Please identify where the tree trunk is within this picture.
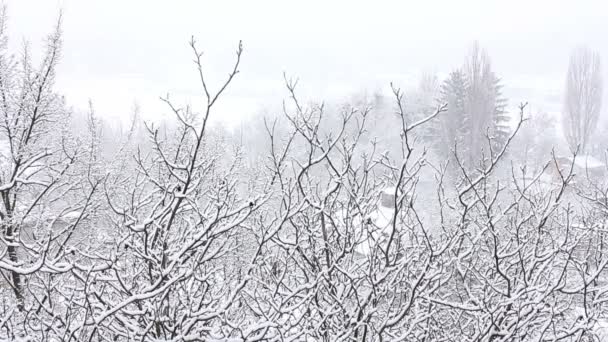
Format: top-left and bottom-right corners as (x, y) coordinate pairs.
(4, 223), (25, 311)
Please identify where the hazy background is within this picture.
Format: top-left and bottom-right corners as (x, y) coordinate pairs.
(7, 0), (608, 127)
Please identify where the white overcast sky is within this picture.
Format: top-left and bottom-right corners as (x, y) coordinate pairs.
(6, 0), (608, 127)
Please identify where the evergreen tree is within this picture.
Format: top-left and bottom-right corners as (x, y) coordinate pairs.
(436, 69), (468, 163)
(435, 43), (508, 171)
(490, 77), (509, 153)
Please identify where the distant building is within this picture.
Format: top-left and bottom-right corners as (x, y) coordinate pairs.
(0, 212), (85, 260)
(545, 154), (606, 185)
(351, 186), (407, 257)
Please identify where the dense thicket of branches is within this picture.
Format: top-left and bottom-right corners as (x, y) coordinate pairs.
(2, 13), (608, 342)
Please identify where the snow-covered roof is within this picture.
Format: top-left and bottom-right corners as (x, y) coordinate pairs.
(62, 211), (83, 221)
(381, 186), (399, 195)
(333, 203), (396, 257)
(568, 155), (606, 170)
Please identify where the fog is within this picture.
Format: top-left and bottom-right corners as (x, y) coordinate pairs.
(8, 0), (608, 125)
(3, 1), (608, 340)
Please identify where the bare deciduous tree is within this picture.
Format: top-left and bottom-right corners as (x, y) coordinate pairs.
(4, 8), (608, 341)
(562, 46), (603, 154)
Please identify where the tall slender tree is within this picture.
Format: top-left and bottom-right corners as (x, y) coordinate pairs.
(562, 46), (603, 154)
(463, 42), (508, 165)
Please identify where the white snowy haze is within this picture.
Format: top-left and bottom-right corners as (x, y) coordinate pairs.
(6, 1), (608, 341)
(7, 0), (608, 126)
